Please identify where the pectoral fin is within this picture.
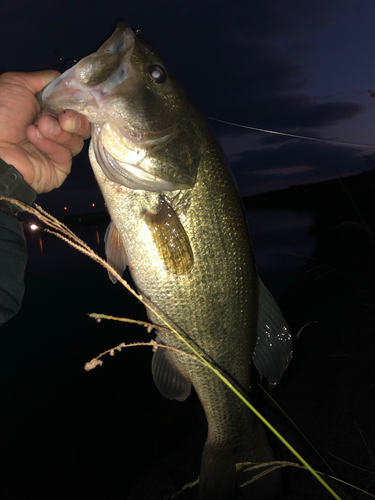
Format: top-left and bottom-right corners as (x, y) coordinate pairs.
(104, 221), (128, 283)
(252, 277), (293, 386)
(151, 338), (191, 401)
(144, 196), (194, 276)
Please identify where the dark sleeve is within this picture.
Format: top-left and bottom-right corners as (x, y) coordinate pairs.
(0, 202), (28, 327)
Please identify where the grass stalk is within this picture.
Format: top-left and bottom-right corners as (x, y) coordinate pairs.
(3, 197), (350, 499)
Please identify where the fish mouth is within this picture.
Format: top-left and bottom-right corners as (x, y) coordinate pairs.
(37, 21), (136, 117)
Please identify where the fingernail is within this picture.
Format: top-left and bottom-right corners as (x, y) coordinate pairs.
(62, 111), (79, 133)
(49, 120), (61, 135)
(36, 127), (43, 139)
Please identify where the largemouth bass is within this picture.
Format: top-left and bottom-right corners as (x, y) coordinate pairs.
(38, 21), (292, 500)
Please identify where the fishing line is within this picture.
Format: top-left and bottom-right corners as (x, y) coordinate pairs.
(53, 51), (77, 72)
(209, 117), (375, 150)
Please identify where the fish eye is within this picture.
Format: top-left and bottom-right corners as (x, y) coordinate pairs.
(147, 65), (166, 84)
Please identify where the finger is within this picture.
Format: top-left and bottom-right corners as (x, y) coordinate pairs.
(27, 70), (61, 93)
(32, 114), (85, 158)
(27, 123), (73, 168)
(0, 70), (61, 94)
(59, 110), (91, 139)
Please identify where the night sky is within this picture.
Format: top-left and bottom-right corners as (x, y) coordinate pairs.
(2, 4), (375, 498)
(1, 0), (375, 215)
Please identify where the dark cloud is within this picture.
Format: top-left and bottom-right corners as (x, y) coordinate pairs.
(225, 95), (364, 131)
(0, 0), (373, 211)
(245, 141), (360, 170)
(229, 140), (365, 196)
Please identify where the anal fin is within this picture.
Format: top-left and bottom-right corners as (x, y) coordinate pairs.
(151, 339), (191, 401)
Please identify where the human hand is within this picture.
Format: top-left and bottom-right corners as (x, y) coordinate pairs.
(0, 71), (91, 194)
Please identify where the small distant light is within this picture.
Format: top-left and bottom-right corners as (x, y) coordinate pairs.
(63, 207), (67, 211)
(91, 203), (95, 207)
(30, 224), (38, 231)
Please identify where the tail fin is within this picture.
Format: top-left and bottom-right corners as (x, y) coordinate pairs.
(235, 436), (283, 500)
(199, 424), (282, 500)
(199, 443), (236, 500)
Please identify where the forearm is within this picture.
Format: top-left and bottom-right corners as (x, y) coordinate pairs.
(0, 70), (90, 326)
(0, 202), (27, 326)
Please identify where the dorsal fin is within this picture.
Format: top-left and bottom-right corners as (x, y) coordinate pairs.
(252, 277), (293, 386)
(104, 221), (128, 283)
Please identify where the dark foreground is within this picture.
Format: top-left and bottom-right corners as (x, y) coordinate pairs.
(1, 171), (375, 500)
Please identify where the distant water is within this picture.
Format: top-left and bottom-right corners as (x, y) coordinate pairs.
(24, 209), (316, 298)
(0, 208), (318, 500)
(23, 222), (107, 278)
